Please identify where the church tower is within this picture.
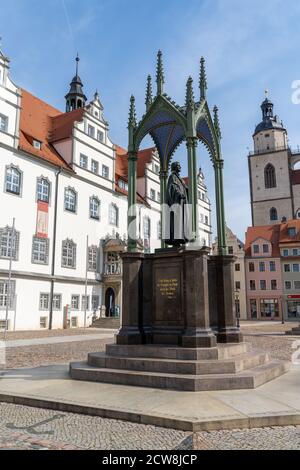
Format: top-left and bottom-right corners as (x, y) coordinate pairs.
(248, 94), (294, 226)
(65, 54), (87, 112)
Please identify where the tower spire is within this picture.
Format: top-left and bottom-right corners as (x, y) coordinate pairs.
(75, 53), (80, 76)
(199, 57), (207, 100)
(156, 50), (165, 95)
(185, 76), (195, 109)
(213, 105), (221, 140)
(145, 75), (153, 110)
(128, 95), (137, 129)
(65, 54), (87, 112)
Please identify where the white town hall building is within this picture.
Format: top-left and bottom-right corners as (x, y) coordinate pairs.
(0, 47), (212, 331)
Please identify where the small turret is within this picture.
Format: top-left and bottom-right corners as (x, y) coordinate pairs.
(65, 54), (87, 112)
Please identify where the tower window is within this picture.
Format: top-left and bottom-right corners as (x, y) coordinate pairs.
(270, 207), (278, 221)
(264, 163), (276, 189)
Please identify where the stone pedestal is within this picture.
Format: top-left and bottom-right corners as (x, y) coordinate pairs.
(286, 324), (300, 335)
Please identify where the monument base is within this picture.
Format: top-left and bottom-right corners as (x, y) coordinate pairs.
(70, 342), (289, 391)
(286, 324), (300, 336)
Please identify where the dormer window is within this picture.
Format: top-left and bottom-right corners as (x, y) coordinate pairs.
(97, 130), (104, 142)
(33, 140), (42, 150)
(288, 227), (296, 237)
(118, 179), (128, 191)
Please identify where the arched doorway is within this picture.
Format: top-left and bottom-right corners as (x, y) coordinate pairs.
(105, 287), (115, 317)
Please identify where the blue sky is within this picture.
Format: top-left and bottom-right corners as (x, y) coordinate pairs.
(2, 0), (300, 240)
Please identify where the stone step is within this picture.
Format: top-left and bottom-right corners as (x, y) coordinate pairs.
(87, 351), (269, 375)
(106, 342), (249, 361)
(92, 318), (120, 329)
(70, 359), (289, 392)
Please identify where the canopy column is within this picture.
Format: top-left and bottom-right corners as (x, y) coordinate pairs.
(127, 151), (138, 252)
(214, 159), (227, 255)
(187, 137), (199, 244)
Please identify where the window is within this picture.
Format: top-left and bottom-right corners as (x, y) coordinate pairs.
(33, 140), (42, 150)
(32, 237), (49, 264)
(71, 295), (80, 310)
(0, 280), (15, 309)
(271, 279), (277, 290)
(264, 163), (276, 188)
(157, 192), (161, 203)
(102, 165), (109, 179)
(263, 244), (269, 253)
(0, 113), (8, 132)
(293, 264), (300, 272)
(260, 280), (266, 290)
(92, 295), (100, 310)
(157, 221), (161, 240)
(288, 227), (296, 237)
(235, 263), (240, 272)
(97, 130), (104, 142)
(71, 317), (78, 328)
(0, 226), (19, 260)
(249, 262), (255, 272)
(250, 299), (257, 319)
(109, 204), (118, 226)
(269, 261), (276, 272)
(284, 264), (291, 272)
(79, 154), (88, 169)
(52, 294), (62, 310)
(295, 281), (300, 290)
(253, 244), (259, 254)
(39, 293), (49, 310)
(89, 196), (100, 220)
(61, 239), (76, 268)
(118, 179), (128, 191)
(260, 299), (279, 318)
(259, 262), (265, 272)
(235, 281), (241, 290)
(64, 188), (77, 212)
(143, 217), (151, 240)
(40, 317), (48, 329)
(82, 295), (90, 311)
(250, 280), (256, 291)
(88, 245), (98, 271)
(37, 177), (50, 203)
(91, 160), (99, 174)
(205, 215), (209, 225)
(283, 249), (289, 257)
(270, 207), (278, 221)
(150, 189), (156, 200)
(293, 249), (298, 256)
(5, 165), (21, 195)
(228, 246), (233, 254)
(105, 252), (121, 275)
(285, 281), (292, 290)
(88, 125), (95, 138)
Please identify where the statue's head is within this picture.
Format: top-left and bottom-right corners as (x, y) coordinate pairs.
(171, 161), (181, 174)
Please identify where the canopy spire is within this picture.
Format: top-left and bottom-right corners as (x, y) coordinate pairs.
(213, 105), (221, 140)
(185, 76), (195, 109)
(156, 50), (165, 95)
(145, 75), (153, 110)
(128, 95), (137, 129)
(199, 57), (207, 100)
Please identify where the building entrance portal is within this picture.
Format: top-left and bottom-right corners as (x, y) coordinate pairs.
(105, 287), (115, 317)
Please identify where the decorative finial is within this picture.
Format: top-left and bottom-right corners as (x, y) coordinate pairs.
(213, 105), (221, 140)
(200, 57), (207, 100)
(145, 75), (153, 110)
(156, 50), (165, 95)
(265, 89), (269, 98)
(75, 53), (80, 75)
(185, 76), (195, 109)
(128, 95), (137, 129)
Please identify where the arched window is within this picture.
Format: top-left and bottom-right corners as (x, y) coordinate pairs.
(270, 207), (278, 221)
(109, 204), (118, 226)
(5, 165), (22, 195)
(264, 164), (276, 189)
(89, 196), (100, 220)
(64, 187), (77, 212)
(37, 177), (50, 203)
(61, 239), (76, 268)
(296, 208), (300, 220)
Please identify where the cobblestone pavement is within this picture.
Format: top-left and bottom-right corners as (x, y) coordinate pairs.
(244, 334), (295, 361)
(3, 327), (104, 341)
(194, 426), (300, 450)
(0, 403), (188, 450)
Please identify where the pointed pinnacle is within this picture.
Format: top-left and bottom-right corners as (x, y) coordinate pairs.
(185, 76), (195, 109)
(156, 50), (165, 95)
(200, 57), (207, 100)
(145, 75), (153, 110)
(213, 105), (221, 140)
(128, 95), (137, 129)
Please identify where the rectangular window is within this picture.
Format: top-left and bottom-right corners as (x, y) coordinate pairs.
(40, 316), (48, 329)
(271, 279), (277, 290)
(285, 281), (292, 290)
(97, 130), (104, 142)
(5, 166), (21, 195)
(250, 299), (257, 319)
(92, 295), (100, 310)
(82, 295), (90, 311)
(150, 189), (156, 200)
(250, 280), (256, 291)
(52, 294), (62, 310)
(79, 154), (88, 169)
(283, 249), (289, 257)
(0, 227), (19, 260)
(143, 218), (151, 240)
(33, 140), (42, 150)
(284, 264), (291, 272)
(102, 165), (109, 179)
(37, 178), (50, 203)
(253, 245), (259, 254)
(205, 215), (209, 225)
(260, 299), (279, 318)
(88, 125), (95, 138)
(293, 264), (299, 272)
(269, 261), (276, 272)
(249, 262), (255, 272)
(228, 246), (233, 254)
(235, 263), (240, 272)
(292, 248), (298, 256)
(71, 295), (79, 310)
(62, 240), (76, 268)
(0, 281), (16, 309)
(259, 262), (265, 272)
(91, 160), (99, 174)
(260, 280), (266, 290)
(0, 114), (8, 132)
(295, 281), (300, 290)
(39, 293), (49, 310)
(64, 188), (77, 213)
(88, 246), (98, 271)
(263, 244), (269, 253)
(288, 227), (296, 237)
(235, 281), (241, 290)
(71, 317), (78, 328)
(32, 237), (49, 265)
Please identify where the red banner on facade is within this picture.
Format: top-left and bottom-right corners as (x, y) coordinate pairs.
(36, 201), (48, 238)
(287, 295), (300, 299)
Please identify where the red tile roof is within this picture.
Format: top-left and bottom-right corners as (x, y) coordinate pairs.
(279, 220), (300, 244)
(50, 108), (84, 142)
(291, 169), (300, 185)
(245, 224), (281, 257)
(19, 89), (72, 171)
